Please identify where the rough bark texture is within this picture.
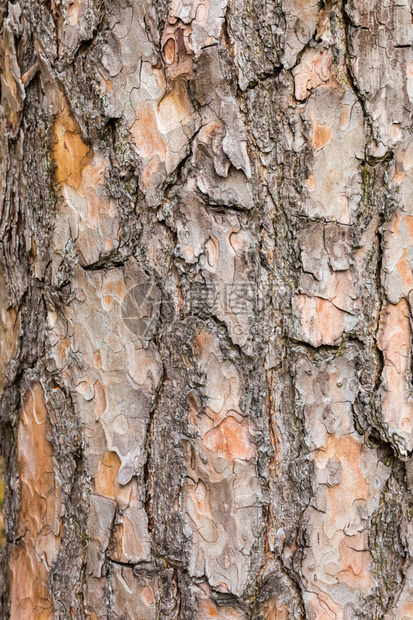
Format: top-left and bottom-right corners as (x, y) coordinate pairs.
(0, 0), (412, 618)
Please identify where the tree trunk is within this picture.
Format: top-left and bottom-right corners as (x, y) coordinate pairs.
(0, 0), (412, 618)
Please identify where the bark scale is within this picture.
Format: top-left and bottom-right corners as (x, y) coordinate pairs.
(0, 0), (412, 618)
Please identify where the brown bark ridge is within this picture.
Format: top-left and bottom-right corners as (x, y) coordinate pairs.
(0, 0), (412, 618)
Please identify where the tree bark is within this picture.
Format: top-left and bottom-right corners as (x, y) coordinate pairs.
(0, 0), (412, 618)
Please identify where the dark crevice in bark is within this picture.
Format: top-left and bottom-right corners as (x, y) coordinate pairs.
(71, 6), (107, 65)
(142, 333), (166, 548)
(237, 68), (283, 93)
(370, 460), (409, 617)
(80, 257), (129, 272)
(286, 334), (365, 355)
(342, 0), (378, 147)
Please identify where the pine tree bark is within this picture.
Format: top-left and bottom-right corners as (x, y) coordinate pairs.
(0, 0), (412, 618)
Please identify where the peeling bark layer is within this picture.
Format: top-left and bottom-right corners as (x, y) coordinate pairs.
(1, 0), (413, 618)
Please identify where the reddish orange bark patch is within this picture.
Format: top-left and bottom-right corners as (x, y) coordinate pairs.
(67, 0), (80, 25)
(163, 38), (176, 65)
(53, 104), (91, 188)
(317, 435), (368, 517)
(141, 586), (155, 606)
(306, 591), (342, 620)
(203, 417), (254, 461)
(260, 597), (290, 620)
(130, 103), (166, 163)
(293, 49), (335, 101)
(93, 381), (107, 417)
(315, 434), (374, 594)
(197, 597), (245, 619)
(9, 383), (61, 620)
(157, 80), (194, 133)
(161, 21), (193, 79)
(337, 532), (371, 590)
(296, 295), (350, 346)
(94, 451), (131, 506)
(378, 300), (413, 443)
(313, 122), (332, 150)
